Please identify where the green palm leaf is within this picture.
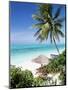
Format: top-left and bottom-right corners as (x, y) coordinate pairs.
(56, 29), (64, 37)
(32, 23), (45, 29)
(34, 29), (41, 36)
(55, 22), (62, 28)
(53, 7), (62, 20)
(32, 14), (44, 22)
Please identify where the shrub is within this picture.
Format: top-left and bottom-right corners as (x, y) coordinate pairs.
(10, 66), (33, 88)
(59, 69), (66, 85)
(33, 77), (46, 87)
(37, 50), (66, 74)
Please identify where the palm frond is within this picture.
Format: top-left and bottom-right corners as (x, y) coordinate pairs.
(39, 4), (50, 14)
(34, 29), (41, 36)
(32, 23), (45, 29)
(48, 5), (53, 17)
(53, 7), (62, 20)
(39, 4), (52, 19)
(57, 29), (64, 37)
(36, 28), (50, 42)
(36, 34), (45, 42)
(36, 34), (41, 40)
(32, 14), (44, 22)
(43, 29), (50, 40)
(55, 17), (65, 23)
(55, 22), (62, 28)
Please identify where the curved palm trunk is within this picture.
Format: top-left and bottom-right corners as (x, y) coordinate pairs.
(53, 37), (60, 55)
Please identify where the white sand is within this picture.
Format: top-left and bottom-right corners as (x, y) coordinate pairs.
(13, 49), (64, 77)
(14, 53), (51, 76)
(16, 60), (41, 77)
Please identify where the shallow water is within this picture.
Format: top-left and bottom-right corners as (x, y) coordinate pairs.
(10, 44), (65, 65)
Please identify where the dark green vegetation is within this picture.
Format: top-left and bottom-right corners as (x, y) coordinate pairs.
(10, 66), (33, 88)
(37, 51), (66, 85)
(32, 4), (65, 54)
(10, 51), (66, 88)
(37, 51), (65, 74)
(33, 76), (46, 87)
(59, 69), (66, 85)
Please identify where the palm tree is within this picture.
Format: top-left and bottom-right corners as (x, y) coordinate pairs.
(32, 4), (65, 54)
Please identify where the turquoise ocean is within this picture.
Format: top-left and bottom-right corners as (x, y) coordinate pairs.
(10, 44), (65, 65)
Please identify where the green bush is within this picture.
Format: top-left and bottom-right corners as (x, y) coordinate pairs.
(17, 70), (34, 88)
(37, 50), (66, 74)
(10, 66), (33, 88)
(59, 69), (66, 85)
(33, 77), (46, 87)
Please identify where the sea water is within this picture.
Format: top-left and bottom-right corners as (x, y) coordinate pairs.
(10, 44), (65, 65)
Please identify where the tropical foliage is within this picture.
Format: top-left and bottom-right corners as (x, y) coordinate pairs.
(33, 77), (45, 87)
(32, 4), (65, 54)
(37, 51), (66, 85)
(10, 66), (33, 88)
(59, 70), (66, 85)
(37, 51), (65, 73)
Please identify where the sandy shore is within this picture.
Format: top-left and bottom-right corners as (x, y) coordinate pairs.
(16, 60), (41, 77)
(14, 53), (51, 76)
(12, 49), (64, 77)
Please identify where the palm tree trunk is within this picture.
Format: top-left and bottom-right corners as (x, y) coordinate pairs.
(53, 37), (60, 55)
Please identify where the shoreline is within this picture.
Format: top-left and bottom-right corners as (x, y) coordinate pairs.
(11, 49), (64, 76)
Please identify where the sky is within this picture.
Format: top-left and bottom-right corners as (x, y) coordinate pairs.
(10, 1), (66, 45)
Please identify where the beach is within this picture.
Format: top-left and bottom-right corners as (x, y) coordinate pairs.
(11, 44), (65, 76)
